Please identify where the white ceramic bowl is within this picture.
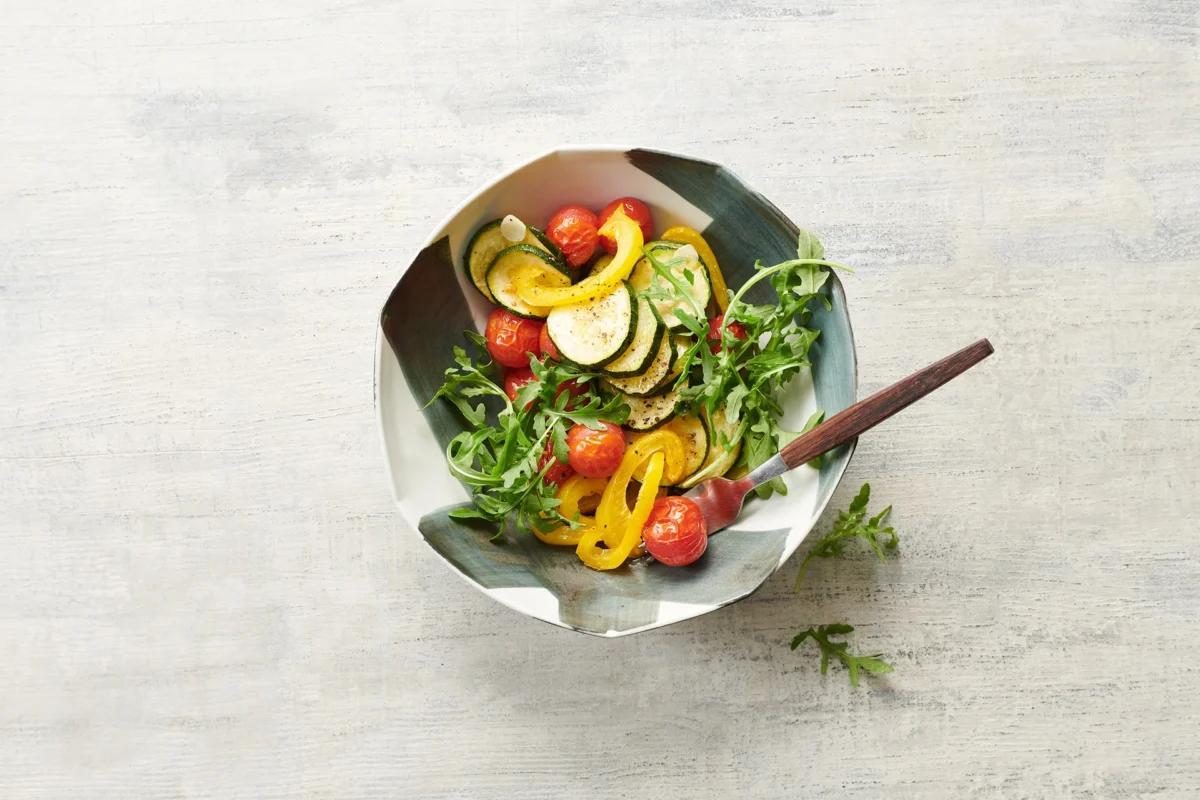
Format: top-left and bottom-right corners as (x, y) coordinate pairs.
(375, 146), (857, 636)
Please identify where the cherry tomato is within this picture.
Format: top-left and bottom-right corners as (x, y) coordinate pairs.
(641, 496), (708, 566)
(597, 197), (654, 254)
(545, 205), (600, 269)
(485, 308), (542, 368)
(539, 325), (561, 361)
(503, 367), (537, 405)
(706, 314), (748, 353)
(566, 421), (626, 478)
(538, 440), (574, 487)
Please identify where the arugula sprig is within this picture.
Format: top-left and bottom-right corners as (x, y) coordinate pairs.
(789, 624), (894, 687)
(794, 483), (898, 589)
(654, 231), (847, 498)
(427, 333), (626, 536)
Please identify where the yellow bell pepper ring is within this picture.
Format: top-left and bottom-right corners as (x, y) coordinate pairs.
(535, 475), (609, 546)
(660, 225), (730, 312)
(514, 208), (643, 308)
(576, 452), (664, 571)
(630, 428), (688, 485)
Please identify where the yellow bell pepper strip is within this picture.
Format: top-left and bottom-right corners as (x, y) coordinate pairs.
(514, 208), (643, 308)
(630, 428), (688, 485)
(661, 225), (729, 312)
(596, 430), (683, 547)
(534, 475), (608, 546)
(576, 452), (664, 571)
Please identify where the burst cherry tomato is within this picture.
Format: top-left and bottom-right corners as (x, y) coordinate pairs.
(485, 308), (542, 368)
(545, 205), (599, 269)
(539, 325), (561, 361)
(641, 496), (708, 566)
(566, 421), (626, 478)
(597, 197), (654, 253)
(538, 440), (574, 487)
(706, 314), (748, 353)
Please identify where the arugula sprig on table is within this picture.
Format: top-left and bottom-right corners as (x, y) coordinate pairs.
(794, 482), (898, 589)
(428, 332), (626, 536)
(790, 624), (894, 687)
(646, 231), (847, 498)
(790, 483), (900, 687)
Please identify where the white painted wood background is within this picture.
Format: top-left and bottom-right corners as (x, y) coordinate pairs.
(3, 1), (1198, 797)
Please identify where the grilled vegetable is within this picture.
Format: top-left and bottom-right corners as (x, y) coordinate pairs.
(545, 282), (636, 367)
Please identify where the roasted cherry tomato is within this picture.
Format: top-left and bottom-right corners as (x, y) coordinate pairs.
(641, 496), (708, 566)
(538, 440), (574, 487)
(545, 205), (600, 269)
(566, 421), (626, 478)
(485, 308), (543, 368)
(597, 197), (653, 254)
(539, 324), (561, 361)
(706, 313), (748, 353)
(503, 367), (537, 405)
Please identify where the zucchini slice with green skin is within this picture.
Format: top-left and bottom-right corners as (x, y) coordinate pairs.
(485, 244), (570, 318)
(586, 252), (614, 278)
(545, 282), (636, 368)
(528, 226), (566, 268)
(603, 297), (664, 377)
(464, 219), (564, 302)
(680, 408), (742, 487)
(629, 241), (712, 329)
(602, 331), (676, 397)
(621, 389), (682, 431)
(647, 334), (693, 395)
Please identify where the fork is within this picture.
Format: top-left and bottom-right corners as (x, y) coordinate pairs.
(684, 338), (995, 534)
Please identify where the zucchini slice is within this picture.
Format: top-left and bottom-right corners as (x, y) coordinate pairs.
(545, 282), (636, 367)
(647, 334), (692, 394)
(633, 415), (708, 486)
(680, 408), (742, 487)
(602, 332), (676, 397)
(464, 219), (564, 302)
(629, 241), (712, 329)
(528, 226), (566, 267)
(603, 297), (664, 377)
(586, 252), (614, 277)
(621, 390), (681, 431)
(486, 244), (570, 318)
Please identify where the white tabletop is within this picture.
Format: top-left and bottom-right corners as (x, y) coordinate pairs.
(3, 1), (1199, 797)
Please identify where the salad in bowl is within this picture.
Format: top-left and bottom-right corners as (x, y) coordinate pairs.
(376, 147), (856, 635)
(432, 194), (843, 571)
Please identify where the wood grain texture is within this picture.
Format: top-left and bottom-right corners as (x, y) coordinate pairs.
(2, 0), (1198, 797)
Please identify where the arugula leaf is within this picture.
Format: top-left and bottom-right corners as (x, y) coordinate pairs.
(794, 483), (898, 589)
(789, 624), (894, 687)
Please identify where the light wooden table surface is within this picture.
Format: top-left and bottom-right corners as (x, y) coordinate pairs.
(3, 1), (1199, 797)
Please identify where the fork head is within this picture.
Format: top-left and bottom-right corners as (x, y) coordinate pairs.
(682, 475), (755, 535)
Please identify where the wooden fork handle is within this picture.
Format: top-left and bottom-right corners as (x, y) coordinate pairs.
(778, 338), (995, 470)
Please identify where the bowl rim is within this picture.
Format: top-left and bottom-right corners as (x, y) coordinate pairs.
(372, 144), (858, 636)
